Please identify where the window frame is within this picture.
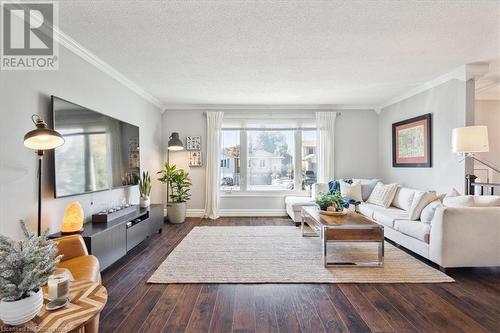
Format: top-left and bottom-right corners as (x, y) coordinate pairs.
(220, 127), (316, 195)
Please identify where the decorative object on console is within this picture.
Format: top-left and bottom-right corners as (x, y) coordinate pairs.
(0, 221), (61, 325)
(188, 151), (202, 167)
(92, 204), (138, 223)
(452, 125), (500, 174)
(186, 135), (202, 151)
(139, 171), (152, 208)
(23, 114), (65, 236)
(392, 113), (432, 168)
(158, 163), (192, 223)
(60, 202), (84, 234)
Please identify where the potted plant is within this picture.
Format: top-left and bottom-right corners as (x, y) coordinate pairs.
(315, 191), (346, 215)
(139, 171), (152, 208)
(157, 163), (192, 223)
(0, 221), (62, 325)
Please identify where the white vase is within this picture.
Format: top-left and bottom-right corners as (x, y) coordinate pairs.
(167, 202), (186, 223)
(0, 289), (43, 325)
(140, 196), (150, 208)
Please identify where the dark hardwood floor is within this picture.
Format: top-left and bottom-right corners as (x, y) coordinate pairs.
(99, 217), (500, 333)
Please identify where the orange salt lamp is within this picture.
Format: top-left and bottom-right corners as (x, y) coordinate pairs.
(60, 202), (84, 234)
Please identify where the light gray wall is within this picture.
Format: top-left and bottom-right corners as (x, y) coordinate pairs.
(0, 47), (163, 239)
(474, 100), (500, 183)
(378, 79), (468, 193)
(162, 109), (379, 211)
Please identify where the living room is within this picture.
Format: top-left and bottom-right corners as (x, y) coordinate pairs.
(0, 1), (499, 332)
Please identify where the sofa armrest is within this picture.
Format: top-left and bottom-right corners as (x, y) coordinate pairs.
(312, 183), (329, 200)
(429, 207), (500, 268)
(53, 235), (89, 262)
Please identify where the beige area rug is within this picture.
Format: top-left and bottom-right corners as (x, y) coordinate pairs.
(148, 226), (454, 284)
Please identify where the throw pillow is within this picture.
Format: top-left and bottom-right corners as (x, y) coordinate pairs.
(391, 187), (416, 211)
(339, 180), (363, 201)
(353, 179), (381, 201)
(420, 200), (443, 224)
(366, 182), (399, 208)
(446, 188), (461, 198)
(328, 179), (352, 194)
(409, 191), (438, 220)
(442, 195), (475, 207)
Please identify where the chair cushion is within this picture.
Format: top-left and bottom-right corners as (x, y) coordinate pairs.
(371, 206), (409, 228)
(285, 196), (315, 212)
(58, 255), (100, 283)
(391, 187), (416, 211)
(393, 220), (431, 243)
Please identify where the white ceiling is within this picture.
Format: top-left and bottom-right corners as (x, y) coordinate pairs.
(58, 1), (500, 108)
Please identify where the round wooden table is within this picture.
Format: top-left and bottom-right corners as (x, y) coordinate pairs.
(1, 280), (107, 333)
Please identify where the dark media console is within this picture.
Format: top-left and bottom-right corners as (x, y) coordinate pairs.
(51, 204), (164, 271)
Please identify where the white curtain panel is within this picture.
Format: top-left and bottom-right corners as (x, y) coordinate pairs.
(316, 111), (337, 183)
(204, 111), (224, 219)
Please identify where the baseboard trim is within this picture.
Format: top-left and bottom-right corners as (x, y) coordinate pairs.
(186, 209), (205, 217)
(218, 209), (288, 217)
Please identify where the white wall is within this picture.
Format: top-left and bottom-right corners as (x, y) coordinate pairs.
(378, 79), (468, 193)
(0, 47), (163, 239)
(474, 100), (500, 183)
(162, 109), (379, 213)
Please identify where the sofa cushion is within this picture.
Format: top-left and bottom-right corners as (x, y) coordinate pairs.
(393, 220), (430, 243)
(371, 206), (410, 228)
(356, 203), (379, 218)
(443, 195), (475, 207)
(340, 180), (363, 201)
(285, 196), (315, 212)
(391, 187), (416, 211)
(58, 255), (100, 283)
(473, 196), (500, 207)
(408, 191), (437, 220)
(353, 179), (381, 201)
(367, 182), (399, 207)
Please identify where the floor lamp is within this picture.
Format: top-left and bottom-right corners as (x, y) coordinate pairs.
(166, 132), (184, 203)
(24, 114), (65, 236)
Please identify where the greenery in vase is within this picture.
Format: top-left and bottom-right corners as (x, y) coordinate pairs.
(139, 171), (152, 199)
(315, 191), (345, 211)
(157, 163), (192, 203)
(0, 221), (62, 301)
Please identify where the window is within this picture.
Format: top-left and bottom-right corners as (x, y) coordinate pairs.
(301, 130), (317, 190)
(220, 127), (315, 192)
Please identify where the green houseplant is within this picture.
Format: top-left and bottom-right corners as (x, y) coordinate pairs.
(157, 163), (192, 223)
(0, 221), (62, 325)
(139, 171), (152, 208)
(315, 191), (345, 212)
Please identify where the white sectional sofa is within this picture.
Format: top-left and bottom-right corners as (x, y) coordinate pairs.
(285, 180), (500, 269)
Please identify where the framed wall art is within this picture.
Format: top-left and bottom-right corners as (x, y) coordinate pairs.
(392, 113), (432, 168)
(186, 136), (202, 151)
(188, 151), (202, 167)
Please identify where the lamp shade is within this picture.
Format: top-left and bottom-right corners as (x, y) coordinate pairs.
(24, 115), (64, 150)
(452, 126), (489, 153)
(60, 202), (84, 234)
(168, 132), (184, 151)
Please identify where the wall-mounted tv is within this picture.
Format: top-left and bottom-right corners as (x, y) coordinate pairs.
(52, 96), (140, 198)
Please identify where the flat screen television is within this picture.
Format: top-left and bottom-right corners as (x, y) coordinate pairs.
(52, 96), (140, 198)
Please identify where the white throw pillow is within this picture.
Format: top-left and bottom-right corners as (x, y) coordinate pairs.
(339, 180), (363, 201)
(446, 188), (461, 198)
(408, 191), (437, 220)
(366, 182), (399, 208)
(442, 195), (475, 207)
(420, 200), (443, 224)
(391, 187), (416, 211)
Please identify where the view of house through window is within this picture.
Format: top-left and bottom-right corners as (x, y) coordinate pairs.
(220, 127), (316, 192)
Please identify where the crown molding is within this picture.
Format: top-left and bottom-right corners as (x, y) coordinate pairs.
(162, 104), (377, 112)
(53, 27), (164, 110)
(378, 63), (490, 111)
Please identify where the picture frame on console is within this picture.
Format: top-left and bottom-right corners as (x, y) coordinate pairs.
(392, 113), (432, 168)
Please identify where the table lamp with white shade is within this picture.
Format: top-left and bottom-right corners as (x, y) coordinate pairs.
(452, 125), (500, 174)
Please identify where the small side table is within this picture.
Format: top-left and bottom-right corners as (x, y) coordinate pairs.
(0, 280), (107, 333)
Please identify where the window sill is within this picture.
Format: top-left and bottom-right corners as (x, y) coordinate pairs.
(220, 190), (311, 198)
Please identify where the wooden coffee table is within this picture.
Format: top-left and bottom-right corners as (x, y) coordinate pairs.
(301, 206), (384, 267)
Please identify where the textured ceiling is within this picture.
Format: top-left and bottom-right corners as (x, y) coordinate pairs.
(58, 1), (500, 107)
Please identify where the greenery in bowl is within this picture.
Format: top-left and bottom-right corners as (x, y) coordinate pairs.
(157, 163), (192, 203)
(315, 191), (345, 212)
(139, 171), (152, 199)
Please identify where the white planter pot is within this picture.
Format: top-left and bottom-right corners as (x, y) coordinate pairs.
(167, 202), (186, 224)
(140, 196), (151, 208)
(0, 289), (43, 325)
